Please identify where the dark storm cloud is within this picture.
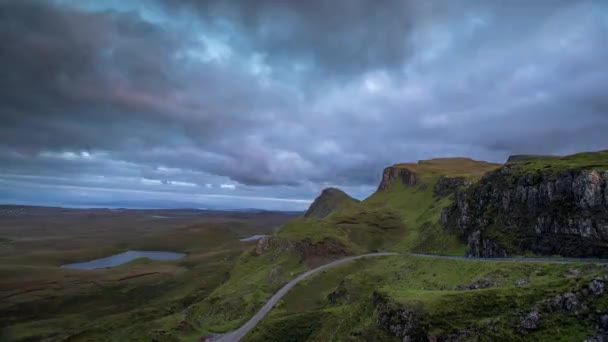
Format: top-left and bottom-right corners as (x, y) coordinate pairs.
(1, 0), (608, 209)
(164, 0), (417, 77)
(0, 0), (304, 186)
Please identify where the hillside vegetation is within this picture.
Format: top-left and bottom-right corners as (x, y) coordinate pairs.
(245, 255), (608, 341)
(184, 158), (503, 337)
(277, 157), (501, 256)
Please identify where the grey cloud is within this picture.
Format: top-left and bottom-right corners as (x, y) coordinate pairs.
(163, 0), (418, 77)
(1, 0), (608, 209)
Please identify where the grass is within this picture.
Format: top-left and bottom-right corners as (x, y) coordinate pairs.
(184, 247), (307, 335)
(392, 158), (501, 181)
(507, 150), (608, 173)
(273, 158), (498, 262)
(246, 254), (608, 341)
(364, 179), (465, 255)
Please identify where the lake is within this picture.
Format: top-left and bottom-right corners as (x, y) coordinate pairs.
(240, 234), (266, 242)
(61, 250), (186, 270)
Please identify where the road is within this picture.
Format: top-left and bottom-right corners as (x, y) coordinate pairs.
(212, 252), (607, 341)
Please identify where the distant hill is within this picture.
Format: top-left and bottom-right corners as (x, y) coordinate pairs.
(303, 188), (359, 219)
(506, 154), (557, 163)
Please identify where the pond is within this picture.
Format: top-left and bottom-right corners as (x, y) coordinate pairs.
(61, 250), (186, 270)
(240, 234), (267, 242)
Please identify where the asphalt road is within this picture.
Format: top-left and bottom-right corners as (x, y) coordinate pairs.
(212, 252), (608, 341)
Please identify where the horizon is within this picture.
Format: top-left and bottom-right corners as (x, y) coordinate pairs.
(2, 0), (608, 210)
(0, 202), (304, 212)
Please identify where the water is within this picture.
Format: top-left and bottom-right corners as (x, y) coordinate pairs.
(240, 234), (266, 242)
(61, 250), (186, 270)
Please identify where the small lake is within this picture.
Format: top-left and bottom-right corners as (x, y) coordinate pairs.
(61, 250), (186, 270)
(240, 234), (266, 242)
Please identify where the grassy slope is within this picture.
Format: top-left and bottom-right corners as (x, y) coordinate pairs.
(392, 157), (501, 177)
(186, 248), (306, 336)
(507, 150), (608, 174)
(279, 158), (500, 256)
(304, 188), (360, 219)
(245, 255), (608, 342)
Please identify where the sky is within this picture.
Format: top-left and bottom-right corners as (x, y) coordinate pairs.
(1, 0), (608, 210)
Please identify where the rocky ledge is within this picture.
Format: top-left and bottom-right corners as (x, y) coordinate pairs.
(441, 165), (608, 257)
(373, 292), (428, 341)
(377, 166), (418, 191)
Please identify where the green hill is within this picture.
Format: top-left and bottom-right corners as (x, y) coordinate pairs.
(184, 157), (502, 334)
(179, 152), (608, 341)
(277, 157), (500, 257)
(303, 187), (360, 219)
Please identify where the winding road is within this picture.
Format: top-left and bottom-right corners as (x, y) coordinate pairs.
(212, 252), (607, 341)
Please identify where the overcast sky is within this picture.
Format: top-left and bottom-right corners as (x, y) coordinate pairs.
(1, 0), (608, 210)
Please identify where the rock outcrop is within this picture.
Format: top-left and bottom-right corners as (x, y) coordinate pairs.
(377, 166), (418, 191)
(519, 310), (540, 334)
(304, 187), (359, 219)
(441, 164), (608, 257)
(327, 280), (350, 305)
(454, 278), (497, 290)
(433, 176), (472, 197)
(372, 292), (428, 341)
(255, 235), (347, 266)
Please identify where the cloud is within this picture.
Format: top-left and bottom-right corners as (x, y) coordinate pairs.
(1, 0), (608, 209)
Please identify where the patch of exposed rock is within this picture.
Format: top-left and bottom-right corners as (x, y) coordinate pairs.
(294, 238), (347, 267)
(372, 292), (428, 341)
(455, 278), (497, 290)
(327, 280), (350, 305)
(255, 236), (293, 257)
(519, 310), (540, 334)
(518, 277), (607, 336)
(255, 235), (347, 266)
(378, 166), (418, 191)
(442, 165), (608, 257)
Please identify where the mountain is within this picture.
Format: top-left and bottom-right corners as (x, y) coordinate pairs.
(180, 152), (608, 341)
(266, 157), (502, 263)
(442, 150), (608, 257)
(303, 187), (359, 219)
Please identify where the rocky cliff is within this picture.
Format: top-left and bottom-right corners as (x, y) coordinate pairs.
(433, 176), (472, 197)
(377, 166), (418, 190)
(442, 158), (608, 257)
(304, 187), (359, 219)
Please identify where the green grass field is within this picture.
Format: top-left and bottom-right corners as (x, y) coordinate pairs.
(244, 254), (608, 341)
(507, 150), (608, 174)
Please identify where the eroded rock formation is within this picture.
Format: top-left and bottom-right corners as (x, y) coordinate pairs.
(442, 165), (608, 257)
(377, 166), (418, 191)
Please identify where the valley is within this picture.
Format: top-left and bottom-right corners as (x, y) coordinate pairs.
(0, 207), (297, 341)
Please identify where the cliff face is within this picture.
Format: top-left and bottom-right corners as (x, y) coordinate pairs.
(433, 176), (472, 197)
(442, 165), (608, 257)
(377, 166), (418, 191)
(304, 187), (359, 219)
